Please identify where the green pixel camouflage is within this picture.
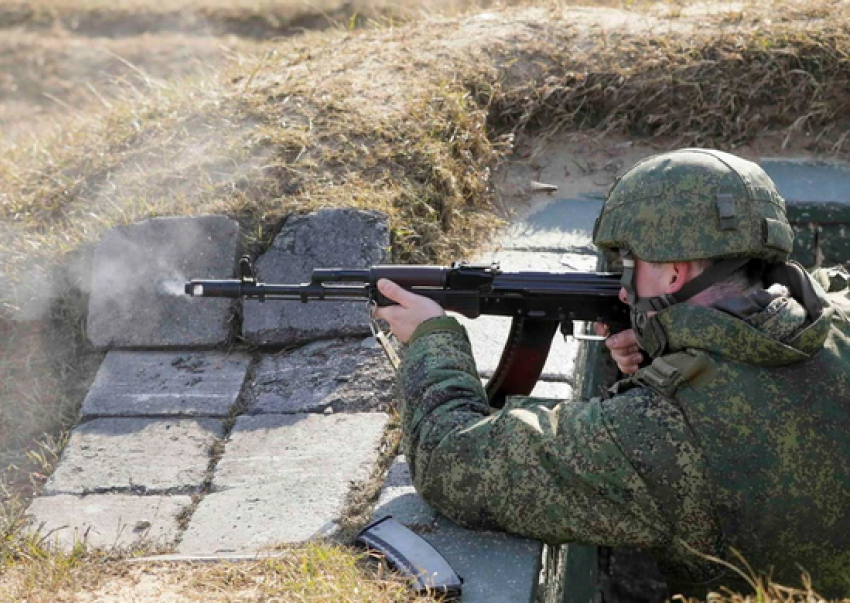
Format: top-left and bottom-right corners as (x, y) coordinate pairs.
(593, 149), (793, 263)
(396, 266), (850, 597)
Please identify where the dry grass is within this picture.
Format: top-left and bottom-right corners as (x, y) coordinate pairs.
(0, 0), (535, 38)
(0, 541), (445, 602)
(471, 0), (850, 148)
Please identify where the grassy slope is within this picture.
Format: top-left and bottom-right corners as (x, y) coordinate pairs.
(2, 0), (850, 600)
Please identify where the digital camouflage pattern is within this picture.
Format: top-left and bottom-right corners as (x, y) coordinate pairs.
(593, 149), (793, 263)
(396, 266), (850, 597)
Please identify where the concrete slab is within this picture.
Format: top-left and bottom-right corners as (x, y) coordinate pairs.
(425, 518), (542, 603)
(243, 209), (389, 345)
(87, 215), (239, 349)
(246, 339), (395, 414)
(176, 482), (340, 554)
(498, 197), (604, 252)
(469, 250), (598, 272)
(479, 379), (574, 403)
(81, 351), (252, 418)
(45, 418), (223, 495)
(760, 158), (850, 205)
(26, 494), (191, 552)
(178, 413), (388, 554)
(527, 380), (574, 400)
(212, 413), (388, 488)
(372, 456), (438, 527)
(372, 457), (542, 603)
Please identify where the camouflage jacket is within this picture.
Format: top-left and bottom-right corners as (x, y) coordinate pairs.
(396, 264), (850, 597)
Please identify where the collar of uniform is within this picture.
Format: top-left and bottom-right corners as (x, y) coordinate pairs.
(654, 301), (831, 366)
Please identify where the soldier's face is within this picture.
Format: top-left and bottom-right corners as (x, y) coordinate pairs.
(618, 258), (677, 305)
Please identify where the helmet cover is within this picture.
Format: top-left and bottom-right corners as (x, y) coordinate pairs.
(593, 149), (793, 263)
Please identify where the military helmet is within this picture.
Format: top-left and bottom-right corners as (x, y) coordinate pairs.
(593, 148), (793, 263)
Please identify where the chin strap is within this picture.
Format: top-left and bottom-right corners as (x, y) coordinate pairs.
(620, 251), (751, 357)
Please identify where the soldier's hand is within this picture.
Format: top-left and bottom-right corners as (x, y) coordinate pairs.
(600, 326), (644, 375)
(374, 279), (445, 344)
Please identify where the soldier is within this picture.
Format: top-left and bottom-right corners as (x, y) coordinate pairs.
(374, 148), (850, 598)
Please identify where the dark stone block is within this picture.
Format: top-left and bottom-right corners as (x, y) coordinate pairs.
(243, 209), (389, 345)
(246, 338), (395, 414)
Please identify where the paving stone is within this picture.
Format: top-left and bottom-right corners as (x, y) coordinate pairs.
(178, 413), (388, 553)
(176, 482), (340, 554)
(499, 196), (604, 252)
(372, 456), (541, 603)
(246, 339), (395, 414)
(87, 215), (239, 349)
(26, 494), (191, 552)
(243, 209), (389, 345)
(81, 351), (252, 418)
(45, 418), (223, 495)
(213, 413), (387, 488)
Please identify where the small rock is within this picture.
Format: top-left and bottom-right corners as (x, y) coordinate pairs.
(530, 180), (559, 193)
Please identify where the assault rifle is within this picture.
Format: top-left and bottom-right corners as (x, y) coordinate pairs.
(185, 257), (628, 408)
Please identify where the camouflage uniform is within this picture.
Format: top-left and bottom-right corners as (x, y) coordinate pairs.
(395, 150), (850, 597)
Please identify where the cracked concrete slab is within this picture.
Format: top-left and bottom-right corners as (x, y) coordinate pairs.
(176, 482), (341, 554)
(246, 339), (395, 414)
(242, 209), (389, 345)
(45, 418), (223, 495)
(26, 494), (191, 552)
(81, 351), (252, 418)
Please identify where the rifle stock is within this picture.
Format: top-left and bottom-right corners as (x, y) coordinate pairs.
(185, 257), (628, 408)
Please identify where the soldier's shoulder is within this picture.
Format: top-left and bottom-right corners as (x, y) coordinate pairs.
(600, 385), (693, 441)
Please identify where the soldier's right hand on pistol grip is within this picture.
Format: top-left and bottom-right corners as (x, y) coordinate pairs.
(374, 279), (445, 344)
(601, 326), (644, 375)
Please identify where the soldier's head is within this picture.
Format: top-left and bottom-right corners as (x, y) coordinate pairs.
(593, 148), (793, 355)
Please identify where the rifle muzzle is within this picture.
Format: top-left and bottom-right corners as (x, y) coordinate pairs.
(184, 280), (244, 298)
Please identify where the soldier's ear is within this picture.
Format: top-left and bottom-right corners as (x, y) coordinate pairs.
(664, 262), (693, 295)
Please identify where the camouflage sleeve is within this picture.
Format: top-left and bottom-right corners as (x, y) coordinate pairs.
(397, 317), (721, 560)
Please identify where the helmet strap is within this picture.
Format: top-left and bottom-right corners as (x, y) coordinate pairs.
(620, 252), (750, 357)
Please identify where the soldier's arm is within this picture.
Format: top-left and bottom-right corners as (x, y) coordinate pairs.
(397, 317), (718, 558)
